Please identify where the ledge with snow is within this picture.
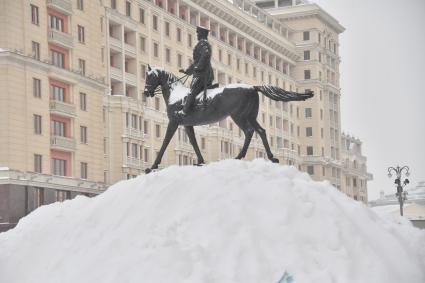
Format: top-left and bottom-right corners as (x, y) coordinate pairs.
(0, 160), (424, 283)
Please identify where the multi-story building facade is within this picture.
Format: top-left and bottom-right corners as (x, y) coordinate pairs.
(340, 133), (372, 202)
(0, 0), (372, 231)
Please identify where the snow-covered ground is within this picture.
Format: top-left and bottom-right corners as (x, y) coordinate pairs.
(1, 159), (424, 283)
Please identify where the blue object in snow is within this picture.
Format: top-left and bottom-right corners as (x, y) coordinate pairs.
(277, 271), (294, 283)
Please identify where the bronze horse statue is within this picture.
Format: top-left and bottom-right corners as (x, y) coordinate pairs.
(143, 66), (313, 173)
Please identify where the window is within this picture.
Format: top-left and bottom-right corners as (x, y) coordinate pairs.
(33, 78), (41, 98)
(52, 120), (65, 136)
(126, 1), (131, 17)
(139, 8), (145, 23)
(51, 85), (65, 101)
(201, 137), (206, 150)
(80, 126), (87, 143)
(52, 158), (66, 176)
(304, 70), (311, 80)
(31, 5), (39, 25)
(307, 166), (314, 175)
(143, 120), (149, 134)
(48, 15), (64, 31)
(77, 0), (84, 10)
(78, 25), (85, 43)
(79, 59), (86, 75)
(307, 146), (313, 155)
(165, 48), (171, 63)
(153, 42), (159, 57)
(176, 28), (181, 42)
(140, 36), (146, 52)
(32, 41), (40, 60)
(303, 50), (310, 60)
(305, 108), (312, 118)
(155, 97), (160, 111)
(126, 142), (130, 157)
(188, 34), (192, 47)
(34, 154), (42, 173)
(111, 0), (116, 9)
(153, 15), (158, 31)
(144, 148), (149, 162)
(177, 54), (182, 68)
(131, 143), (138, 158)
(306, 127), (313, 137)
(141, 64), (146, 79)
(80, 93), (87, 110)
(164, 22), (170, 36)
(131, 114), (137, 129)
(34, 115), (42, 134)
(155, 124), (161, 138)
(303, 31), (310, 41)
(81, 162), (88, 179)
(49, 49), (65, 68)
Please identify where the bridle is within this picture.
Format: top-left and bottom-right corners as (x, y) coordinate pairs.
(146, 72), (189, 96)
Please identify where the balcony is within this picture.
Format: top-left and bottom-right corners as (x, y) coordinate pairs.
(46, 0), (72, 15)
(125, 72), (137, 86)
(124, 128), (143, 140)
(48, 29), (73, 49)
(278, 148), (300, 163)
(109, 37), (122, 50)
(50, 136), (76, 151)
(110, 67), (123, 81)
(124, 43), (136, 57)
(50, 100), (76, 117)
(126, 157), (143, 169)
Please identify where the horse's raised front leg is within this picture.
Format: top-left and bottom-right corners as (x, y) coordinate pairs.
(146, 121), (178, 173)
(184, 126), (205, 165)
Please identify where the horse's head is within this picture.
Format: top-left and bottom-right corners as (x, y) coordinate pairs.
(143, 65), (162, 97)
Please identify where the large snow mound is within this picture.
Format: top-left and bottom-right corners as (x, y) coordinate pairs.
(1, 160), (424, 283)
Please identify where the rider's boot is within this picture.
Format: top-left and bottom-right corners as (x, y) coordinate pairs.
(177, 92), (195, 117)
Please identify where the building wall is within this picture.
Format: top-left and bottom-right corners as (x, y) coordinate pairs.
(0, 0), (372, 230)
(0, 0), (108, 230)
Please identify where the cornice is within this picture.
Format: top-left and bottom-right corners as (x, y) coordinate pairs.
(0, 51), (108, 91)
(267, 4), (345, 34)
(188, 0), (300, 62)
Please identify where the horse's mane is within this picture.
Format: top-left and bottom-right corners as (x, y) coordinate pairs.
(148, 67), (180, 86)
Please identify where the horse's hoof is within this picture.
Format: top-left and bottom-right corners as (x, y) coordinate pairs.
(271, 158), (279, 163)
(194, 162), (205, 167)
(145, 168), (152, 174)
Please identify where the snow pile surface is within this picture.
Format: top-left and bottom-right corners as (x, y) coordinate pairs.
(1, 160), (424, 283)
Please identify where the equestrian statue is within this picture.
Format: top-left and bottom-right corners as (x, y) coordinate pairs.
(143, 26), (314, 173)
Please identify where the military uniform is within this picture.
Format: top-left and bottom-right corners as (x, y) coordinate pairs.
(181, 27), (214, 114)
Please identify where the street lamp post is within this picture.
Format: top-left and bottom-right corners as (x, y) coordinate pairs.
(387, 165), (410, 216)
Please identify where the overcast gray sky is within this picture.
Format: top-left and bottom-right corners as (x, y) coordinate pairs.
(312, 0), (425, 199)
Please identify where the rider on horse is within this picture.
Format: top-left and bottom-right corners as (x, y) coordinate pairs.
(178, 26), (214, 117)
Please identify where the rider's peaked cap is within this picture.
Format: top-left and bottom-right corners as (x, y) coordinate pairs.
(196, 26), (210, 36)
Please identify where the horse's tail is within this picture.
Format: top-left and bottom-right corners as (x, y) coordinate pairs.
(254, 85), (314, 101)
